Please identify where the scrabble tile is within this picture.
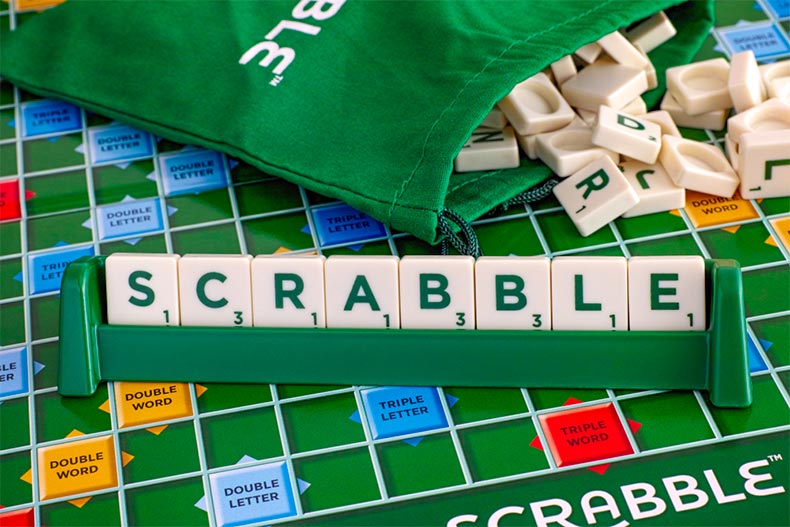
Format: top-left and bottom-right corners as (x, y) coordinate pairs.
(536, 128), (618, 178)
(621, 96), (647, 116)
(641, 110), (681, 138)
(591, 105), (662, 164)
(324, 255), (399, 328)
(624, 11), (677, 53)
(759, 60), (790, 100)
(475, 256), (551, 330)
(560, 59), (648, 112)
(576, 108), (597, 125)
(726, 99), (790, 145)
(552, 155), (639, 237)
(725, 134), (739, 172)
(453, 126), (520, 173)
(728, 50), (766, 114)
(659, 135), (739, 198)
(636, 44), (658, 90)
(251, 255), (326, 328)
(551, 256), (628, 330)
(597, 30), (649, 70)
(517, 116), (587, 160)
(106, 253), (181, 326)
(179, 254), (253, 327)
(550, 55), (577, 86)
(399, 255), (475, 329)
(574, 42), (602, 64)
(479, 106), (507, 130)
(739, 130), (790, 200)
(620, 158), (685, 217)
(628, 256), (705, 331)
(660, 91), (728, 131)
(666, 58), (732, 116)
(498, 73), (575, 135)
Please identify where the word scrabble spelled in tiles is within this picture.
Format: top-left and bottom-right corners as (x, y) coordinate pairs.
(106, 253), (707, 332)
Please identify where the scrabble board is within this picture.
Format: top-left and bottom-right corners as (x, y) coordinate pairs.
(0, 1), (789, 526)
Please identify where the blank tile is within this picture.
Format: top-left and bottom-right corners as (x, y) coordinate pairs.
(636, 44), (658, 90)
(728, 50), (765, 113)
(621, 96), (647, 116)
(726, 99), (790, 145)
(560, 59), (648, 112)
(659, 135), (739, 198)
(591, 105), (662, 164)
(475, 256), (550, 330)
(517, 116), (587, 160)
(660, 91), (728, 131)
(106, 253), (180, 326)
(498, 73), (575, 135)
(739, 130), (790, 200)
(628, 256), (705, 330)
(597, 30), (649, 70)
(624, 11), (677, 53)
(399, 256), (475, 329)
(179, 254), (252, 326)
(453, 127), (519, 173)
(725, 134), (739, 172)
(324, 256), (399, 328)
(479, 106), (507, 130)
(758, 60), (790, 100)
(574, 42), (602, 64)
(551, 257), (628, 330)
(550, 55), (577, 86)
(251, 255), (326, 328)
(666, 58), (732, 116)
(536, 128), (618, 178)
(642, 110), (681, 138)
(553, 155), (639, 237)
(620, 158), (685, 218)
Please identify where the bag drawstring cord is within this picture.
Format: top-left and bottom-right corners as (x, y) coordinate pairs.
(438, 177), (559, 257)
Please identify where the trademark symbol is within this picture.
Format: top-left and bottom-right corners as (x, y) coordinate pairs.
(270, 75), (284, 87)
(767, 453), (783, 462)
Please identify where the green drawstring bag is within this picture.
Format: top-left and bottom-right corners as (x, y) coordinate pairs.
(0, 0), (713, 249)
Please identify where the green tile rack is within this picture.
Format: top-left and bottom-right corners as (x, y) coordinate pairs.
(57, 256), (751, 407)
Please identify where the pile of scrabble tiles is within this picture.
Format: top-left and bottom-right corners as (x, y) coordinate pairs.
(454, 11), (790, 237)
(106, 253), (706, 332)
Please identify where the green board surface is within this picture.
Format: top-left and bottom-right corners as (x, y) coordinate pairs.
(1, 1), (788, 526)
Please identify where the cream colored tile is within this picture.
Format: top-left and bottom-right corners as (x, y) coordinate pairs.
(324, 256), (400, 329)
(642, 110), (682, 137)
(666, 58), (732, 115)
(475, 256), (551, 330)
(553, 155), (639, 236)
(574, 42), (602, 64)
(251, 255), (326, 328)
(726, 98), (790, 145)
(399, 256), (475, 329)
(624, 11), (677, 53)
(536, 128), (618, 177)
(759, 60), (790, 100)
(739, 129), (790, 200)
(498, 73), (575, 135)
(598, 30), (649, 70)
(591, 105), (662, 164)
(179, 255), (253, 327)
(454, 126), (520, 172)
(560, 59), (648, 112)
(106, 253), (180, 326)
(660, 91), (728, 131)
(728, 50), (766, 113)
(628, 256), (705, 331)
(725, 133), (739, 172)
(619, 158), (684, 217)
(551, 257), (628, 330)
(659, 135), (739, 197)
(479, 106), (508, 130)
(621, 96), (647, 116)
(550, 55), (577, 86)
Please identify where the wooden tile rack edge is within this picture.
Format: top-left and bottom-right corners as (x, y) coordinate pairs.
(57, 256), (752, 407)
